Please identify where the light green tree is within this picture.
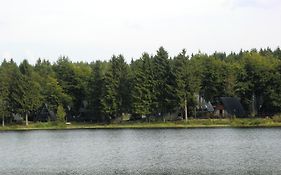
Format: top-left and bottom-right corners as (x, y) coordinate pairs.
(56, 104), (66, 123)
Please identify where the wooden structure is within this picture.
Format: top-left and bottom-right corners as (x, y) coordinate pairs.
(35, 104), (56, 122)
(213, 97), (245, 118)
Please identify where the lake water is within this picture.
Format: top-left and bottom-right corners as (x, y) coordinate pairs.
(1, 128), (281, 175)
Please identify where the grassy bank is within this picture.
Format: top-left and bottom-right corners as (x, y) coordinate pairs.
(1, 117), (281, 131)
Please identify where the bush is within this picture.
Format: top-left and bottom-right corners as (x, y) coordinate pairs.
(272, 114), (281, 123)
(56, 104), (66, 123)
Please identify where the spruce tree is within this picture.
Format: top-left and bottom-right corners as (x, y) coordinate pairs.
(88, 61), (104, 121)
(101, 68), (118, 121)
(131, 53), (153, 117)
(174, 50), (201, 119)
(152, 47), (177, 118)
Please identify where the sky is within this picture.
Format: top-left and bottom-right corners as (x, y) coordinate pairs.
(0, 0), (281, 64)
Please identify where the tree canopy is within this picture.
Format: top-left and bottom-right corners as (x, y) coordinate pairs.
(0, 47), (281, 123)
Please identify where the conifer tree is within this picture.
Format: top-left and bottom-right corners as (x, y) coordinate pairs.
(152, 47), (177, 118)
(88, 61), (104, 121)
(131, 53), (154, 117)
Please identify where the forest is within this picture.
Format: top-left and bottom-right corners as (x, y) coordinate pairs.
(0, 47), (281, 123)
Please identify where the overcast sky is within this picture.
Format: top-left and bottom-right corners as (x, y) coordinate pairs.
(0, 0), (281, 64)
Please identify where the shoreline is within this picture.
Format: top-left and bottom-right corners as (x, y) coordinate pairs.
(1, 118), (281, 131)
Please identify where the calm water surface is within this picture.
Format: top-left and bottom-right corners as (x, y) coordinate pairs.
(1, 128), (281, 175)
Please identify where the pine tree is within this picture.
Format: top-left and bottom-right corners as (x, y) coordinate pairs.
(131, 53), (154, 117)
(0, 61), (9, 126)
(19, 60), (42, 125)
(88, 61), (104, 121)
(111, 55), (130, 115)
(174, 50), (201, 119)
(101, 68), (118, 121)
(152, 47), (177, 118)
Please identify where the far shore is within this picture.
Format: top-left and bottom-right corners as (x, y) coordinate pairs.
(1, 118), (281, 131)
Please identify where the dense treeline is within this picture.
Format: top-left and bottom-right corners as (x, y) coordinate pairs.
(0, 47), (281, 123)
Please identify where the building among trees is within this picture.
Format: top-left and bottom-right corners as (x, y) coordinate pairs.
(213, 97), (245, 118)
(34, 104), (56, 122)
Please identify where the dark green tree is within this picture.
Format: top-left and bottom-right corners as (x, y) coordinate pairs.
(88, 61), (104, 121)
(100, 55), (131, 121)
(152, 47), (177, 118)
(19, 60), (42, 125)
(101, 67), (118, 121)
(174, 50), (201, 120)
(0, 60), (10, 126)
(53, 57), (91, 114)
(131, 53), (154, 118)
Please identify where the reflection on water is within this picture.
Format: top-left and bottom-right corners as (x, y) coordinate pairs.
(1, 128), (281, 174)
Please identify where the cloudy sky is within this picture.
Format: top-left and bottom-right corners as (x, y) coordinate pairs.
(0, 0), (281, 64)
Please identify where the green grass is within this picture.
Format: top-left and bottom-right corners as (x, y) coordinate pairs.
(1, 117), (281, 131)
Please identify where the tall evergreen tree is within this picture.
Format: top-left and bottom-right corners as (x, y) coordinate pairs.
(112, 55), (130, 115)
(131, 53), (154, 117)
(174, 50), (200, 120)
(2, 60), (24, 115)
(101, 67), (118, 121)
(100, 55), (130, 121)
(152, 47), (177, 117)
(88, 61), (104, 121)
(19, 60), (42, 125)
(0, 60), (10, 126)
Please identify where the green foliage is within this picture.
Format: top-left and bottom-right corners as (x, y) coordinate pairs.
(173, 49), (201, 116)
(1, 60), (25, 114)
(101, 66), (118, 120)
(53, 57), (91, 114)
(56, 104), (66, 123)
(272, 114), (281, 123)
(0, 63), (9, 118)
(0, 47), (281, 124)
(100, 55), (130, 120)
(19, 60), (42, 115)
(131, 53), (154, 117)
(152, 47), (177, 115)
(88, 61), (104, 121)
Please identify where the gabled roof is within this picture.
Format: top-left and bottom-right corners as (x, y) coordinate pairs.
(35, 103), (56, 121)
(220, 97), (245, 117)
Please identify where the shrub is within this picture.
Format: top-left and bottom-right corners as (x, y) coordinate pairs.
(56, 104), (66, 123)
(272, 114), (281, 123)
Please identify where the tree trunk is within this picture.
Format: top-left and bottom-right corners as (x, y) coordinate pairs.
(2, 113), (4, 127)
(184, 98), (188, 122)
(25, 113), (28, 126)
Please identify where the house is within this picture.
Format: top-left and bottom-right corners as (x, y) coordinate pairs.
(213, 97), (245, 118)
(75, 100), (94, 122)
(195, 94), (214, 118)
(12, 113), (23, 123)
(34, 104), (56, 122)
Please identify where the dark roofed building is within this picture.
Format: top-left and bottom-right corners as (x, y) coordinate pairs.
(35, 104), (56, 122)
(214, 97), (245, 118)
